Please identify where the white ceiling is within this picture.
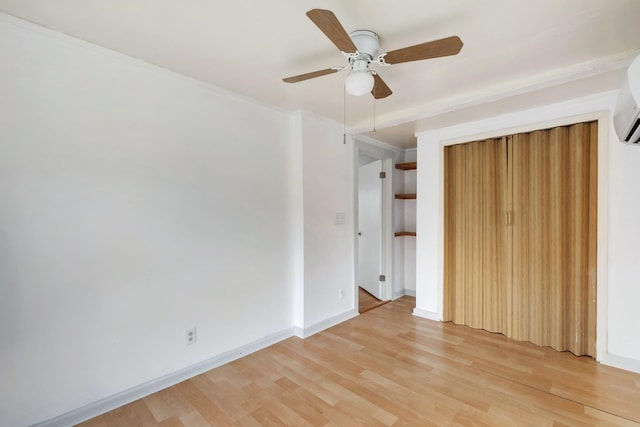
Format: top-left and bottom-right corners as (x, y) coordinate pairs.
(1, 0), (639, 148)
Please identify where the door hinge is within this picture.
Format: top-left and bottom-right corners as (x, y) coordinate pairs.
(379, 171), (386, 179)
(379, 274), (386, 282)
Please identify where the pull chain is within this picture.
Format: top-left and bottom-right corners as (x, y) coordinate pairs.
(343, 83), (347, 144)
(373, 95), (376, 133)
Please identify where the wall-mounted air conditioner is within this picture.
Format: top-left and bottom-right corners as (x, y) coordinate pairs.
(614, 54), (640, 145)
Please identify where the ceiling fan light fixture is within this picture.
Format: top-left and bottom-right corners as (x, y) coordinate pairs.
(345, 60), (374, 96)
(345, 70), (374, 96)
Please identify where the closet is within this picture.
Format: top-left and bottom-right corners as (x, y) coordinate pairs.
(443, 121), (597, 356)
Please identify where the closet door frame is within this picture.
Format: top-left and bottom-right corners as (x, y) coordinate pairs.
(417, 107), (610, 361)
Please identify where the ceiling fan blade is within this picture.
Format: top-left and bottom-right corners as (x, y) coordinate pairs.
(283, 68), (339, 83)
(306, 9), (358, 53)
(383, 36), (463, 65)
(371, 74), (392, 99)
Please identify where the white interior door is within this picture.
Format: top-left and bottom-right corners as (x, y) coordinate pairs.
(358, 160), (382, 299)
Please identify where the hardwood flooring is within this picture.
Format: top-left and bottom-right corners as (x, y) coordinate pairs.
(358, 287), (389, 314)
(79, 297), (640, 426)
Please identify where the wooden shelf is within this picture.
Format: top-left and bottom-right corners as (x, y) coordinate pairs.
(396, 163), (416, 238)
(395, 162), (417, 170)
(395, 193), (416, 200)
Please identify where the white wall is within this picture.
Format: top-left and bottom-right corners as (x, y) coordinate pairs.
(414, 140), (441, 318)
(607, 124), (640, 363)
(0, 14), (296, 426)
(297, 112), (357, 333)
(415, 91), (640, 373)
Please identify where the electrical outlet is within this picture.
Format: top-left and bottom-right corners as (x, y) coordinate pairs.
(186, 327), (197, 346)
(338, 288), (344, 300)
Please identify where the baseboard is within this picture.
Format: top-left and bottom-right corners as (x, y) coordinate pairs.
(392, 288), (416, 300)
(293, 309), (359, 339)
(32, 328), (295, 427)
(412, 307), (441, 321)
(599, 352), (640, 374)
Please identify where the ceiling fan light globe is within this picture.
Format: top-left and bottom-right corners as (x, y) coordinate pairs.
(345, 71), (374, 96)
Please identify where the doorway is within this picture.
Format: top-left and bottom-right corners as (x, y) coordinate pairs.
(355, 146), (393, 313)
(358, 159), (383, 300)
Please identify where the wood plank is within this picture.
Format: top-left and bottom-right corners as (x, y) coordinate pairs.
(481, 138), (506, 333)
(359, 287), (389, 314)
(510, 133), (530, 341)
(527, 130), (551, 347)
(465, 141), (484, 328)
(79, 297), (640, 426)
(567, 122), (591, 356)
(395, 161), (417, 170)
(394, 193), (416, 199)
(549, 126), (570, 352)
(394, 231), (416, 237)
(451, 144), (467, 324)
(443, 146), (454, 321)
(503, 137), (513, 337)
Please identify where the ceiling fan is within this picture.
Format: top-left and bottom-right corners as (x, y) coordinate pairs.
(283, 9), (463, 99)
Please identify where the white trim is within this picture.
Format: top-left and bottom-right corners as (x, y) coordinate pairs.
(32, 328), (295, 427)
(416, 91), (618, 142)
(595, 111), (610, 362)
(392, 288), (416, 299)
(415, 90), (617, 363)
(600, 353), (640, 374)
(355, 51), (638, 134)
(355, 134), (407, 155)
(412, 308), (441, 321)
(381, 157), (394, 301)
(293, 309), (359, 339)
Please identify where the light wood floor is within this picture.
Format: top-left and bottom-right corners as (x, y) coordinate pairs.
(358, 286), (389, 314)
(79, 297), (640, 426)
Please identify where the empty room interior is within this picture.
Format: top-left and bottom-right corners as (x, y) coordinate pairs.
(2, 1), (640, 426)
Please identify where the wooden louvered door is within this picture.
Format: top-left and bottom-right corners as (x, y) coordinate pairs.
(444, 137), (508, 333)
(481, 139), (508, 334)
(510, 130), (552, 347)
(443, 121), (597, 356)
(546, 123), (598, 355)
(444, 143), (466, 325)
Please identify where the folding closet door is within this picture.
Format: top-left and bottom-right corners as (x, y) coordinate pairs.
(465, 141), (484, 329)
(444, 138), (507, 333)
(444, 143), (467, 325)
(510, 133), (531, 342)
(481, 138), (508, 334)
(547, 122), (597, 355)
(443, 121), (597, 357)
(511, 130), (551, 347)
(549, 126), (570, 352)
(528, 131), (553, 347)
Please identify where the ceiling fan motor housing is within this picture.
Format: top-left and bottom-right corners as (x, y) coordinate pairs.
(349, 30), (379, 60)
